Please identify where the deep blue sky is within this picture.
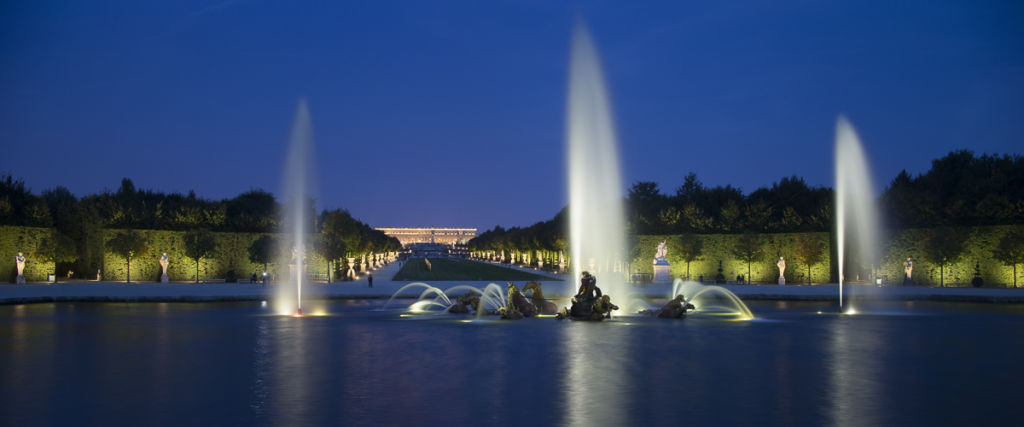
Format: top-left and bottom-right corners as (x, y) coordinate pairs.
(2, 1), (1022, 231)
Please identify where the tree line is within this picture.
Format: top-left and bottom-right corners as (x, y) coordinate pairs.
(1, 176), (399, 280)
(468, 151), (1024, 285)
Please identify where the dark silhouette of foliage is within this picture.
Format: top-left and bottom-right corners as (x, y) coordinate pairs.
(248, 235), (276, 273)
(37, 231), (77, 282)
(883, 151), (1024, 228)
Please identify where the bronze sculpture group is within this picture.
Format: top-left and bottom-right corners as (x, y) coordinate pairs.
(447, 271), (695, 321)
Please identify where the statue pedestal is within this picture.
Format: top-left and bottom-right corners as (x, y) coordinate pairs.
(15, 275), (25, 284)
(653, 264), (672, 283)
(778, 277), (785, 285)
(161, 274), (169, 283)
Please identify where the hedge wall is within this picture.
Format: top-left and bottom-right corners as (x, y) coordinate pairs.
(632, 232), (833, 284)
(0, 225), (56, 282)
(100, 229), (336, 282)
(6, 224), (1021, 286)
(634, 224), (1024, 287)
(880, 225), (1023, 287)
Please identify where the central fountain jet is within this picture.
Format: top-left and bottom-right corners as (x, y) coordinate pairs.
(834, 116), (880, 312)
(567, 24), (628, 306)
(277, 98), (316, 317)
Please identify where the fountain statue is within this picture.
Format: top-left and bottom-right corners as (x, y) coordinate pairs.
(653, 240), (671, 283)
(448, 292), (481, 314)
(500, 282), (537, 320)
(15, 252), (26, 284)
(557, 272), (619, 321)
(522, 281), (558, 314)
(639, 295), (696, 318)
(160, 253), (169, 283)
(777, 256), (786, 285)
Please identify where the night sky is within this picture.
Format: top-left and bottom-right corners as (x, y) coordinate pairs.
(2, 1), (1022, 231)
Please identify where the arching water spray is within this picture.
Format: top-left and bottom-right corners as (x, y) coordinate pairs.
(670, 279), (753, 320)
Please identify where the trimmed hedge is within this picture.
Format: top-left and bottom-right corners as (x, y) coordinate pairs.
(5, 224), (1022, 286)
(100, 229), (335, 282)
(632, 232), (832, 284)
(880, 225), (1024, 287)
(0, 225), (56, 282)
(635, 224), (1024, 287)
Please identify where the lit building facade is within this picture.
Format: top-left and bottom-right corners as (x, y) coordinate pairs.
(376, 227), (477, 247)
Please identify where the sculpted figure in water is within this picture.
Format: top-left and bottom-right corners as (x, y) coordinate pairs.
(640, 294), (696, 318)
(558, 272), (617, 321)
(523, 281), (558, 314)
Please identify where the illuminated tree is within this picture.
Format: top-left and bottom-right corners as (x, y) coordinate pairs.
(670, 233), (703, 280)
(183, 229), (217, 283)
(106, 230), (148, 283)
(318, 211), (350, 282)
(992, 230), (1024, 288)
(732, 232), (764, 284)
(920, 227), (967, 287)
(794, 234), (825, 285)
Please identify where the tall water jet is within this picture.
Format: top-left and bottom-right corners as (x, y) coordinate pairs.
(834, 116), (880, 311)
(566, 24), (627, 306)
(276, 98), (316, 316)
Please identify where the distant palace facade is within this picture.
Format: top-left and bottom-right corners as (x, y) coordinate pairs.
(376, 227), (477, 247)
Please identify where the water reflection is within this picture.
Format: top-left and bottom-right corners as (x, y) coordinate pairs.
(267, 318), (314, 425)
(1, 301), (1020, 426)
(250, 319), (270, 416)
(827, 317), (883, 427)
(562, 322), (628, 427)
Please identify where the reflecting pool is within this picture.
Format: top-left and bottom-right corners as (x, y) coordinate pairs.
(1, 301), (1021, 426)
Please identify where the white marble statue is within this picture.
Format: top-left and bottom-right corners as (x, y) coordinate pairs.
(159, 253), (169, 283)
(16, 252), (26, 284)
(777, 256), (786, 285)
(904, 257), (913, 279)
(655, 241), (668, 261)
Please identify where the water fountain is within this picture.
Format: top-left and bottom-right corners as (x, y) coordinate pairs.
(833, 116), (880, 312)
(383, 282), (509, 318)
(669, 279), (754, 320)
(275, 98), (316, 316)
(566, 24), (628, 305)
(389, 25), (753, 322)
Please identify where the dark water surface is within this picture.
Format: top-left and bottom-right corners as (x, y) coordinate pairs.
(1, 300), (1021, 427)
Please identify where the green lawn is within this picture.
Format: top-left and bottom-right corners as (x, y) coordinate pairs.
(392, 258), (560, 281)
